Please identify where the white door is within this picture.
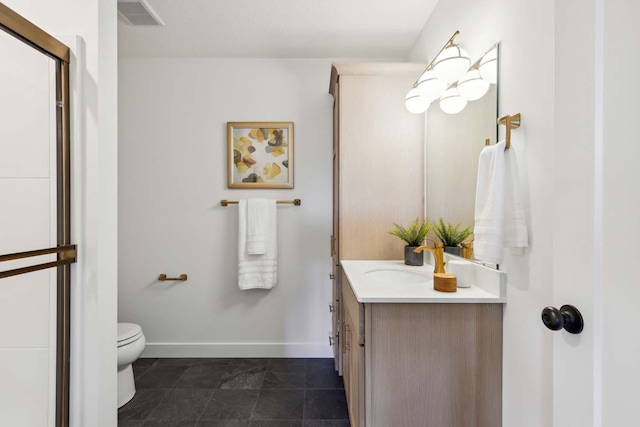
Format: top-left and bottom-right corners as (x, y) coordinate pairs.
(553, 0), (640, 425)
(0, 21), (61, 427)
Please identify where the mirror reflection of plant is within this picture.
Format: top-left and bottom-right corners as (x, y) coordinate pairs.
(433, 218), (472, 247)
(389, 219), (431, 246)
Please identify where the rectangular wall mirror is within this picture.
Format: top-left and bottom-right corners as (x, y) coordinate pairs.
(425, 43), (499, 268)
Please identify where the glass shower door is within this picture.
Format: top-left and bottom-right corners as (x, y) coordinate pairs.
(0, 4), (74, 427)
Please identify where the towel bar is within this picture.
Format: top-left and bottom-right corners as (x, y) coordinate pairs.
(0, 245), (77, 279)
(221, 199), (301, 206)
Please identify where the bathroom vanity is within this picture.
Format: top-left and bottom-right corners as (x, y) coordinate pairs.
(327, 61), (506, 426)
(339, 260), (505, 427)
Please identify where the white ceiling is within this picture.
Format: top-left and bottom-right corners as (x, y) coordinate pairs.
(118, 0), (439, 58)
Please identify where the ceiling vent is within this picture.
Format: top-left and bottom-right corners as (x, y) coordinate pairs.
(117, 0), (165, 26)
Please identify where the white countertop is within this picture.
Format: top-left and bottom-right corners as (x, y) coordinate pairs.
(341, 260), (506, 304)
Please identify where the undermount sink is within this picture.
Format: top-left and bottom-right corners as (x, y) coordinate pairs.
(365, 268), (432, 284)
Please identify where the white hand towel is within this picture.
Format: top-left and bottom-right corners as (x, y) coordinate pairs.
(238, 199), (277, 290)
(474, 140), (506, 264)
(247, 199), (270, 255)
(503, 148), (528, 248)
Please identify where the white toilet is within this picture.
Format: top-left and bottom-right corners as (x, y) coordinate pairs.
(117, 322), (146, 408)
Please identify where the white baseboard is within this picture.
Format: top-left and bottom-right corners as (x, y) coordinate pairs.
(141, 342), (333, 358)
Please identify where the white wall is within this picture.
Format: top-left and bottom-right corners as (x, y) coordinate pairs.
(601, 0), (640, 424)
(407, 1), (556, 425)
(2, 1), (119, 426)
(118, 58), (334, 357)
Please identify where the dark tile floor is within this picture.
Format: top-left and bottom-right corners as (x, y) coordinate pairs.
(118, 358), (350, 427)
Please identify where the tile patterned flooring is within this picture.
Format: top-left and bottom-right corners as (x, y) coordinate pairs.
(118, 358), (350, 427)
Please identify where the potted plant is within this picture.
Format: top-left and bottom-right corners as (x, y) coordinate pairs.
(433, 219), (472, 256)
(389, 218), (431, 266)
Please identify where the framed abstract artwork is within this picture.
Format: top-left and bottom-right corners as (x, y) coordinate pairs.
(227, 121), (294, 189)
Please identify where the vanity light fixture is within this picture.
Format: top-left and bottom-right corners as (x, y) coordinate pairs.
(404, 86), (432, 114)
(432, 44), (470, 84)
(457, 67), (490, 101)
(404, 32), (497, 115)
(416, 69), (447, 102)
(479, 44), (498, 84)
(404, 31), (463, 115)
(439, 83), (467, 114)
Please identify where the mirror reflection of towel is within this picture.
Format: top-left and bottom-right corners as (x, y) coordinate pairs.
(238, 199), (277, 290)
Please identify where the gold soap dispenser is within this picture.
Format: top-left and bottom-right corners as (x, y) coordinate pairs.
(413, 240), (457, 292)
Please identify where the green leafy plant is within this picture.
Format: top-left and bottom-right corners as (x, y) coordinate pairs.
(388, 218), (431, 246)
(433, 218), (472, 247)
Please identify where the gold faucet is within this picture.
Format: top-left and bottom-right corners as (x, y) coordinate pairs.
(460, 239), (474, 260)
(413, 240), (446, 274)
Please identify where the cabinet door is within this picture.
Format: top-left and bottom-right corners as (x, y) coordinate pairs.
(341, 273), (364, 427)
(331, 82), (342, 373)
(332, 81), (340, 266)
(342, 307), (361, 427)
(338, 74), (424, 260)
(331, 264), (342, 373)
(348, 312), (362, 427)
(342, 313), (351, 400)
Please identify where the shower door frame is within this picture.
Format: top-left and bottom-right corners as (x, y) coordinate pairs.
(0, 4), (74, 427)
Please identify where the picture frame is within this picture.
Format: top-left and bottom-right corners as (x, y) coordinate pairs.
(227, 121), (294, 189)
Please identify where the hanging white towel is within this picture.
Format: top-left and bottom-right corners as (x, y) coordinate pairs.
(503, 148), (528, 248)
(238, 199), (277, 290)
(474, 140), (507, 264)
(247, 199), (270, 254)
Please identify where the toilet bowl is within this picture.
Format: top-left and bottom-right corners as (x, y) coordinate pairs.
(117, 323), (146, 408)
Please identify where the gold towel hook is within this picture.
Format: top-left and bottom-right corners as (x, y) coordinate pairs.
(496, 113), (521, 150)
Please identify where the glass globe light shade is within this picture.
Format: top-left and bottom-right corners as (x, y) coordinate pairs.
(457, 69), (490, 101)
(439, 86), (467, 115)
(479, 46), (498, 84)
(432, 45), (471, 84)
(416, 69), (446, 102)
(404, 87), (430, 114)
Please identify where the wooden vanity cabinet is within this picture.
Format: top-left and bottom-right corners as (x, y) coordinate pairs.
(341, 270), (503, 427)
(329, 62), (502, 425)
(328, 62), (426, 375)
